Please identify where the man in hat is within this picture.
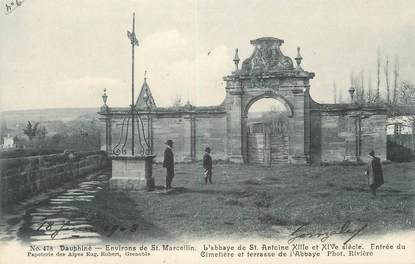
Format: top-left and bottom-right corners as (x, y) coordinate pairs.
(163, 139), (175, 190)
(203, 147), (213, 184)
(365, 150), (384, 197)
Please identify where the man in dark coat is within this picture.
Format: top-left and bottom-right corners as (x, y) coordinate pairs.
(365, 150), (384, 197)
(203, 147), (213, 184)
(163, 140), (174, 190)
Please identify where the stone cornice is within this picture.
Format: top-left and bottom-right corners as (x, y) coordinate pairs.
(224, 71), (315, 81)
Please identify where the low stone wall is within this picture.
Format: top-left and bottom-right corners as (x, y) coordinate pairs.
(0, 151), (109, 209)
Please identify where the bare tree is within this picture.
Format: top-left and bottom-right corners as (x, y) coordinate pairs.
(384, 56), (390, 104)
(399, 81), (415, 105)
(350, 70), (366, 104)
(333, 81), (337, 104)
(360, 70), (365, 103)
(350, 71), (356, 102)
(393, 55), (400, 104)
(171, 94), (183, 108)
(23, 121), (39, 141)
(367, 71), (374, 103)
(376, 48), (381, 101)
(338, 90), (343, 104)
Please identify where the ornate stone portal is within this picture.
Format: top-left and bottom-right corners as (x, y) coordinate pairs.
(99, 36), (387, 165)
(224, 37), (315, 164)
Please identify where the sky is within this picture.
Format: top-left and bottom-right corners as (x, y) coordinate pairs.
(0, 0), (414, 111)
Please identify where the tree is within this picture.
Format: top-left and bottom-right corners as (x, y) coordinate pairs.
(360, 70), (365, 103)
(376, 48), (381, 101)
(338, 90), (344, 104)
(395, 81), (415, 145)
(37, 126), (47, 139)
(171, 94), (183, 108)
(393, 56), (400, 104)
(398, 81), (415, 105)
(367, 72), (375, 103)
(384, 56), (390, 104)
(333, 81), (337, 104)
(23, 121), (39, 141)
(0, 121), (9, 144)
(350, 70), (366, 104)
(350, 71), (357, 102)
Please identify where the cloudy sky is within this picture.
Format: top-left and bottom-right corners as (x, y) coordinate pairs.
(0, 0), (414, 111)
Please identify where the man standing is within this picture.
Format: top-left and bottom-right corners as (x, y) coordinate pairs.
(365, 150), (384, 197)
(203, 147), (213, 184)
(163, 140), (174, 190)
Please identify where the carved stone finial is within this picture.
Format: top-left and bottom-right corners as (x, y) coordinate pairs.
(102, 88), (108, 105)
(348, 86), (355, 103)
(233, 48), (240, 71)
(295, 46), (303, 71)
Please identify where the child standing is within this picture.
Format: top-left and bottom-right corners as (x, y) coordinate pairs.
(203, 147), (213, 184)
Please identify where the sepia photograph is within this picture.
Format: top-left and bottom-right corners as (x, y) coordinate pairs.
(0, 0), (414, 263)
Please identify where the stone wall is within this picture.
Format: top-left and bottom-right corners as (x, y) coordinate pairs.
(102, 109), (227, 163)
(360, 114), (387, 161)
(0, 151), (109, 208)
(194, 116), (227, 161)
(152, 116), (188, 162)
(310, 104), (387, 163)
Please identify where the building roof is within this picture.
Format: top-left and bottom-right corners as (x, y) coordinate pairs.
(135, 77), (156, 109)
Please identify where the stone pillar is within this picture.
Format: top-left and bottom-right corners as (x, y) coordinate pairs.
(289, 89), (307, 164)
(100, 116), (112, 153)
(183, 115), (195, 162)
(106, 118), (112, 153)
(343, 114), (359, 162)
(147, 116), (153, 153)
(303, 85), (311, 159)
(191, 116), (196, 160)
(264, 131), (271, 166)
(226, 90), (244, 163)
(241, 114), (248, 162)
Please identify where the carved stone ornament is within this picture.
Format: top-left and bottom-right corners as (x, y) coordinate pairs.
(241, 37), (294, 73)
(244, 77), (280, 90)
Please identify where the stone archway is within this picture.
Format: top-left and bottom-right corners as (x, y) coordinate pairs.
(243, 93), (294, 118)
(223, 37), (315, 164)
(243, 94), (293, 165)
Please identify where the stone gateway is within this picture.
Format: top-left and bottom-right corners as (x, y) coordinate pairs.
(99, 37), (387, 164)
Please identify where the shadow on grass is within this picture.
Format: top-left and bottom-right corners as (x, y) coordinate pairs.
(164, 187), (257, 197)
(258, 213), (308, 226)
(380, 192), (415, 200)
(254, 192), (273, 208)
(84, 191), (171, 242)
(340, 186), (367, 192)
(243, 179), (261, 185)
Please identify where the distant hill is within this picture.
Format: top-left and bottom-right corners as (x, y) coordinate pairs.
(0, 108), (101, 138)
(0, 108), (100, 124)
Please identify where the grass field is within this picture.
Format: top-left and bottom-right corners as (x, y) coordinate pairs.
(87, 161), (415, 242)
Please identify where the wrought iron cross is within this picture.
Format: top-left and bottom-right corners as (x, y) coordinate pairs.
(127, 12), (139, 155)
(127, 13), (139, 47)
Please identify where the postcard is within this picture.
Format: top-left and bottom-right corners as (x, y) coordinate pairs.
(0, 0), (414, 263)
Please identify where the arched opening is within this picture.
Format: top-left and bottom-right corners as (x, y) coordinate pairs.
(245, 98), (290, 165)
